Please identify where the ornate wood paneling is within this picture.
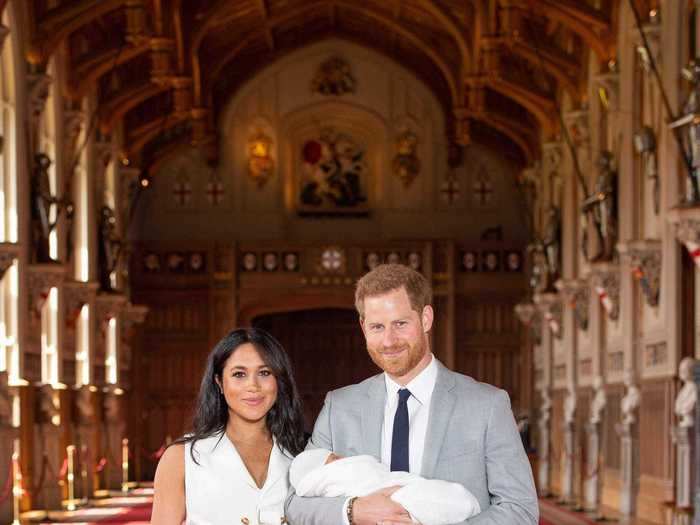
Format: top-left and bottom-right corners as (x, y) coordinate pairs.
(639, 378), (674, 480)
(253, 308), (379, 430)
(604, 385), (623, 471)
(455, 296), (521, 406)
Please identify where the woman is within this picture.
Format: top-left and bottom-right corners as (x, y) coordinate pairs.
(152, 328), (306, 524)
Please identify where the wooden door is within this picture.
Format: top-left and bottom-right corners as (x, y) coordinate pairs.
(253, 308), (379, 431)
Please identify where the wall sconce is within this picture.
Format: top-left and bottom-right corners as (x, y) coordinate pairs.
(247, 133), (274, 187)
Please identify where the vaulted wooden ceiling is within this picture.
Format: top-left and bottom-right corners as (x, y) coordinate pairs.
(18, 0), (624, 171)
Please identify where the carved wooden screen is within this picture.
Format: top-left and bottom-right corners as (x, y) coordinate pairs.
(253, 308), (379, 431)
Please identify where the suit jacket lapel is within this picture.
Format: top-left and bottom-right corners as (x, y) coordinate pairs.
(361, 373), (386, 460)
(421, 361), (457, 478)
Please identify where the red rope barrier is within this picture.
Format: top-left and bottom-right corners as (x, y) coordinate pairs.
(94, 457), (107, 474)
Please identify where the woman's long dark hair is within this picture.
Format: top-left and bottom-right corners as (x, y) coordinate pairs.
(176, 327), (306, 460)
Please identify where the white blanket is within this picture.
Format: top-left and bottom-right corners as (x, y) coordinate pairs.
(290, 450), (481, 525)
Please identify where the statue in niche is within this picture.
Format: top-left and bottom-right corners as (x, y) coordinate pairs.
(590, 375), (606, 425)
(542, 206), (562, 284)
(0, 370), (11, 426)
(675, 357), (697, 428)
(98, 205), (122, 292)
(581, 151), (618, 262)
(528, 241), (548, 294)
(670, 60), (700, 203)
(620, 369), (640, 426)
(30, 153), (59, 263)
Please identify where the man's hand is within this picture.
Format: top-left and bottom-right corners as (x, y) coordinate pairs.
(352, 486), (412, 525)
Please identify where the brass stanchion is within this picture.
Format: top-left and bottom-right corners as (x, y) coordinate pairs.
(62, 445), (81, 510)
(80, 445), (89, 505)
(121, 438), (129, 493)
(11, 439), (22, 525)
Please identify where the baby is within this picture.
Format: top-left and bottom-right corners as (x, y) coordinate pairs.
(289, 449), (481, 525)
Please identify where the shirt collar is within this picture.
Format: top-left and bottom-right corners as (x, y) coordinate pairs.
(384, 354), (437, 406)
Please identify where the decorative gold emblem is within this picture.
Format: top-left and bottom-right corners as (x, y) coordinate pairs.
(248, 133), (274, 187)
(392, 131), (420, 187)
(311, 57), (356, 96)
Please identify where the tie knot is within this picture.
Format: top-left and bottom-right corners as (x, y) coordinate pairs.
(398, 389), (411, 403)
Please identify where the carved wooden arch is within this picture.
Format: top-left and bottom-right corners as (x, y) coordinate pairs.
(125, 112), (191, 158)
(527, 0), (612, 60)
(68, 40), (151, 100)
(26, 0), (124, 65)
(145, 142), (201, 178)
(479, 112), (537, 164)
(203, 3), (459, 111)
(238, 293), (356, 326)
(506, 42), (581, 101)
(191, 1), (324, 105)
(99, 82), (171, 134)
(487, 77), (557, 137)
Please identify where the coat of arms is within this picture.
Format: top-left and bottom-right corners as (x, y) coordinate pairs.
(311, 57), (356, 96)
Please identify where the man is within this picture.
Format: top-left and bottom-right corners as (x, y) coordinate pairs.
(286, 264), (538, 525)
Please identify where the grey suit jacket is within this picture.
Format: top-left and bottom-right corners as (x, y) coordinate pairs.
(285, 360), (539, 525)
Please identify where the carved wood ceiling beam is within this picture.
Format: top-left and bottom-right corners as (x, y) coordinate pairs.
(523, 0), (612, 59)
(204, 0), (460, 111)
(192, 1), (325, 105)
(500, 36), (581, 100)
(27, 0), (125, 65)
(479, 112), (537, 164)
(125, 112), (190, 158)
(67, 40), (151, 100)
(486, 76), (557, 136)
(99, 82), (170, 134)
(256, 0), (275, 51)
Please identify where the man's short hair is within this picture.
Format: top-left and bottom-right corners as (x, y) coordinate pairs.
(355, 264), (432, 319)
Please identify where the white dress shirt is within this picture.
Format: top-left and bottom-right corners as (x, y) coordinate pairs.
(381, 354), (438, 474)
(342, 354), (438, 524)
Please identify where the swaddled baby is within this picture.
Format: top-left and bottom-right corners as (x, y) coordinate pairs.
(289, 449), (481, 525)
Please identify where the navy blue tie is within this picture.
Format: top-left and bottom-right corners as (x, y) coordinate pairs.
(391, 388), (411, 472)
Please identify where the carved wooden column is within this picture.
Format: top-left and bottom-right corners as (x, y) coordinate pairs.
(94, 294), (127, 490)
(0, 24), (8, 54)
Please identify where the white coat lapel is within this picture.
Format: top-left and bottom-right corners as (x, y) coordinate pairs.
(420, 362), (457, 478)
(262, 440), (292, 493)
(361, 374), (386, 460)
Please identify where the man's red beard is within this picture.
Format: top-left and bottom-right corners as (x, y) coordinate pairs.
(367, 338), (426, 378)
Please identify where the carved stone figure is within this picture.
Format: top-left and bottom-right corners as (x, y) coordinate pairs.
(590, 375), (606, 425)
(31, 153), (56, 263)
(620, 369), (640, 426)
(675, 357), (697, 428)
(581, 152), (618, 262)
(98, 205), (122, 291)
(542, 206), (561, 283)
